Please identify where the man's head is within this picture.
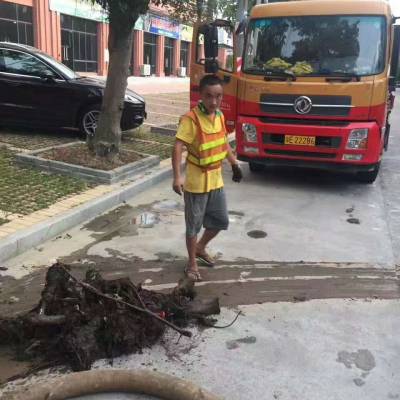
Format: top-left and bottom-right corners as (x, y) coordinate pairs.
(199, 74), (223, 114)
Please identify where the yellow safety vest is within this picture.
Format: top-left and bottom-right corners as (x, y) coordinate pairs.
(184, 109), (228, 172)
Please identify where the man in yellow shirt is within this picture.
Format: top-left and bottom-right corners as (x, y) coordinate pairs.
(172, 74), (242, 281)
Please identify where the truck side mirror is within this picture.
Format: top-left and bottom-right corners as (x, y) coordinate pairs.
(205, 59), (219, 74)
(199, 24), (219, 73)
(390, 25), (400, 91)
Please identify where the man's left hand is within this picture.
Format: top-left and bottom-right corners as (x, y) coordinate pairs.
(232, 163), (243, 183)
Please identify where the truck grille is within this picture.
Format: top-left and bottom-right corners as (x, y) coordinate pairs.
(260, 94), (352, 117)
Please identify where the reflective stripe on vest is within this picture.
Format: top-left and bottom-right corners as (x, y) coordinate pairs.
(199, 136), (228, 151)
(185, 108), (228, 170)
(187, 151), (228, 167)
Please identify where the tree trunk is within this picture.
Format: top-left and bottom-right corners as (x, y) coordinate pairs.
(88, 22), (134, 160)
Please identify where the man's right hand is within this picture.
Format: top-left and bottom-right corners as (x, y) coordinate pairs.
(173, 177), (184, 195)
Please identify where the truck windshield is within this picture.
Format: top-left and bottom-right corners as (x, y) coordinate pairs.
(243, 15), (386, 77)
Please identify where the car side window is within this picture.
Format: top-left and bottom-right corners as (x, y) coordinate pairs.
(0, 49), (57, 78)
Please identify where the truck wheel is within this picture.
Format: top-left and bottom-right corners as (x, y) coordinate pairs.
(384, 123), (391, 151)
(249, 162), (265, 172)
(356, 163), (380, 184)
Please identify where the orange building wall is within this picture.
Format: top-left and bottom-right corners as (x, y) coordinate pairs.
(34, 0), (61, 60)
(2, 0), (33, 6)
(2, 0), (191, 76)
(98, 22), (109, 76)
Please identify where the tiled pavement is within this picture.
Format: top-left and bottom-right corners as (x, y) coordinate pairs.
(0, 184), (116, 240)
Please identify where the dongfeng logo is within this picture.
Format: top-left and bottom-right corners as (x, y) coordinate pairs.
(294, 96), (313, 114)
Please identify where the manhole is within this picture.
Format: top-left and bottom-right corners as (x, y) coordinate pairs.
(347, 218), (360, 225)
(247, 230), (267, 239)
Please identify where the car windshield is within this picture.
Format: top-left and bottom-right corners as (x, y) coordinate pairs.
(39, 52), (79, 79)
(243, 15), (386, 77)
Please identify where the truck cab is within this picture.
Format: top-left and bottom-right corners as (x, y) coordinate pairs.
(191, 0), (400, 183)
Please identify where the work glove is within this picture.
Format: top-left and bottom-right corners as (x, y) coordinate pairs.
(232, 163), (243, 183)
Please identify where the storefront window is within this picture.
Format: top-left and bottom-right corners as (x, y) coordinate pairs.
(164, 37), (174, 76)
(61, 14), (98, 73)
(143, 32), (157, 75)
(0, 2), (33, 45)
(180, 41), (189, 69)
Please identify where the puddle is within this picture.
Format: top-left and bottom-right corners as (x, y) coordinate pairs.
(347, 218), (361, 225)
(155, 252), (179, 262)
(236, 336), (257, 344)
(247, 230), (267, 239)
(134, 212), (159, 228)
(229, 211), (245, 217)
(226, 336), (257, 350)
(152, 199), (182, 211)
(84, 204), (133, 233)
(337, 349), (376, 372)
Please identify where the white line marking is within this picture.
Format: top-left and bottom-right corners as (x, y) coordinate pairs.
(143, 274), (396, 291)
(212, 263), (391, 270)
(139, 268), (164, 273)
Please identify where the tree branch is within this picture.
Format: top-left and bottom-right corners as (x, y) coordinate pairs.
(59, 265), (192, 338)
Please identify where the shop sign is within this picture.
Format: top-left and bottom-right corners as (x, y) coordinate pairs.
(49, 0), (107, 22)
(144, 14), (179, 39)
(180, 24), (193, 42)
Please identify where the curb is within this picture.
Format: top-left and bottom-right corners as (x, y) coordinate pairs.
(15, 142), (160, 184)
(0, 160), (174, 265)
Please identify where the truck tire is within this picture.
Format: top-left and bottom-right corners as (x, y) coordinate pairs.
(356, 163), (380, 184)
(384, 123), (391, 151)
(249, 161), (265, 172)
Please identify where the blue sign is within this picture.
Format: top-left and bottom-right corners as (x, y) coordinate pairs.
(145, 14), (179, 39)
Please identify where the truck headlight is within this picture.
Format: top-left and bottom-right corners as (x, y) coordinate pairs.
(346, 129), (368, 149)
(124, 94), (141, 104)
(242, 123), (257, 142)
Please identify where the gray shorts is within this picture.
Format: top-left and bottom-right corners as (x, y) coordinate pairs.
(184, 188), (229, 237)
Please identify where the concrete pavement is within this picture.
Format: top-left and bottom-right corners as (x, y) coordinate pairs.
(3, 300), (399, 400)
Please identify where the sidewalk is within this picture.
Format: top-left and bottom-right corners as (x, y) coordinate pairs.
(0, 130), (177, 264)
(84, 73), (190, 95)
(128, 76), (189, 95)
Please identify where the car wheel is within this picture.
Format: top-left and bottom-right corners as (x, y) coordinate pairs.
(356, 163), (380, 184)
(249, 162), (265, 172)
(79, 105), (100, 137)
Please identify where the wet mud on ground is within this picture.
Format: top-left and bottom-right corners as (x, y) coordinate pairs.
(1, 199), (399, 318)
(1, 256), (398, 383)
(1, 257), (399, 318)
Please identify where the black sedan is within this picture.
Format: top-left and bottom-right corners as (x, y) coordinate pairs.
(0, 42), (146, 136)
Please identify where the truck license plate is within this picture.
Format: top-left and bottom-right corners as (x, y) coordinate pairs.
(284, 135), (316, 146)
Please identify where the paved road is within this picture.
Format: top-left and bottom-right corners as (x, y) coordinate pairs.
(1, 93), (400, 399)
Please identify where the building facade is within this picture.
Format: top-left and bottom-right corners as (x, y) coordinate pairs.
(0, 0), (193, 77)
